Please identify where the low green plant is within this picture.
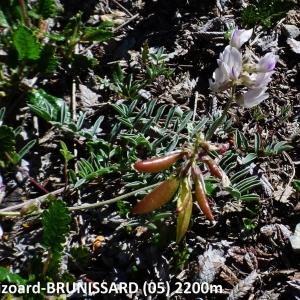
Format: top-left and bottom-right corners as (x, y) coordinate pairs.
(0, 0), (113, 97)
(252, 106), (265, 122)
(279, 105), (290, 123)
(254, 134), (293, 156)
(0, 108), (36, 167)
(243, 217), (258, 232)
(28, 88), (105, 139)
(117, 200), (131, 218)
(126, 25), (294, 244)
(174, 240), (190, 271)
(241, 0), (296, 28)
(0, 197), (91, 299)
(96, 45), (174, 101)
(60, 141), (74, 185)
(127, 211), (173, 230)
(0, 22), (295, 281)
(293, 179), (300, 192)
(0, 266), (27, 284)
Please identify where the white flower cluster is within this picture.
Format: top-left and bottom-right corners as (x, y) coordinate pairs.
(209, 27), (279, 108)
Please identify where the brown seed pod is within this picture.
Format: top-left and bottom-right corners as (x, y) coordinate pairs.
(131, 176), (179, 214)
(192, 166), (214, 221)
(133, 152), (185, 173)
(201, 155), (223, 179)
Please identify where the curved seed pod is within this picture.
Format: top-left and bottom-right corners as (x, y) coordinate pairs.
(192, 166), (214, 221)
(131, 177), (179, 214)
(176, 190), (192, 243)
(176, 177), (191, 213)
(201, 155), (222, 179)
(133, 152), (185, 173)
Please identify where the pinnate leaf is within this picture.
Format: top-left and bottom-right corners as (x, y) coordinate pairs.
(41, 198), (71, 252)
(72, 54), (97, 69)
(63, 11), (82, 38)
(28, 88), (70, 122)
(0, 125), (16, 163)
(69, 246), (91, 268)
(38, 45), (60, 73)
(241, 5), (259, 28)
(13, 26), (41, 60)
(83, 22), (114, 42)
(241, 0), (295, 28)
(34, 0), (57, 19)
(46, 250), (62, 278)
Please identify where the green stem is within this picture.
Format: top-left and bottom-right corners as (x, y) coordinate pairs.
(0, 182), (160, 216)
(205, 86), (236, 141)
(190, 137), (199, 166)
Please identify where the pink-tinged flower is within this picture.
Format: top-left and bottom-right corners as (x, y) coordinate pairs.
(230, 27), (253, 49)
(236, 88), (269, 108)
(241, 71), (274, 88)
(252, 71), (274, 87)
(209, 46), (242, 92)
(209, 66), (230, 92)
(257, 53), (279, 72)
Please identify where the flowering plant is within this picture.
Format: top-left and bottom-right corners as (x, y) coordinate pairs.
(131, 26), (280, 243)
(209, 27), (278, 108)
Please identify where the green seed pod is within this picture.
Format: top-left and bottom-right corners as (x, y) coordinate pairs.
(131, 176), (179, 214)
(20, 199), (41, 216)
(176, 189), (192, 244)
(176, 176), (191, 213)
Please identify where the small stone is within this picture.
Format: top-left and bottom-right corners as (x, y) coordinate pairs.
(114, 18), (125, 26)
(282, 24), (300, 39)
(289, 224), (300, 253)
(287, 38), (300, 54)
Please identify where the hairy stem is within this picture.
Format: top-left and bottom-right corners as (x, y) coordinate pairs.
(18, 0), (30, 27)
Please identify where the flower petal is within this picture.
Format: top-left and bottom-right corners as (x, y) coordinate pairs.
(237, 88), (269, 108)
(257, 53), (279, 72)
(230, 27), (253, 49)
